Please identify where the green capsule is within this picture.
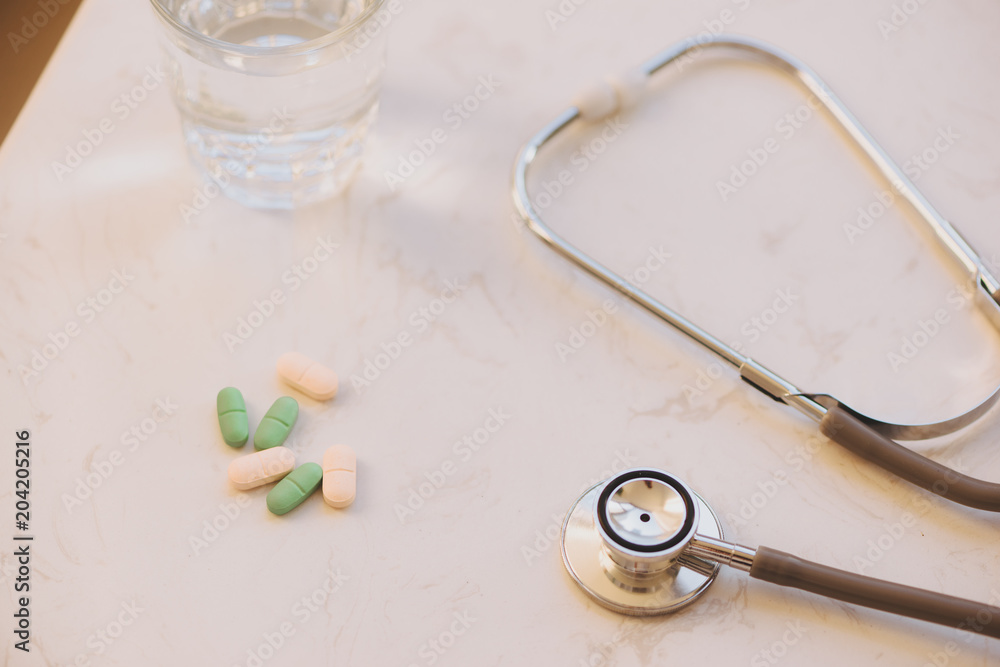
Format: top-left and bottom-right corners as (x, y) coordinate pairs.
(267, 462), (322, 515)
(254, 396), (299, 450)
(217, 387), (249, 448)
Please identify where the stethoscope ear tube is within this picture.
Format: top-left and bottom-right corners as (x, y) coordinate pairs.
(821, 406), (1000, 512)
(513, 34), (1000, 513)
(751, 546), (1000, 639)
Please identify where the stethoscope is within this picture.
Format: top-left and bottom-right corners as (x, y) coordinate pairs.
(511, 35), (1000, 634)
(512, 34), (1000, 510)
(563, 467), (999, 637)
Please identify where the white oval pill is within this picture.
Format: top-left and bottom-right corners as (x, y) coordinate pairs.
(322, 444), (356, 508)
(277, 352), (338, 401)
(228, 447), (296, 490)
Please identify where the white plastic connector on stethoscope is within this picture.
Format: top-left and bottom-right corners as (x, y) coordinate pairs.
(572, 68), (649, 120)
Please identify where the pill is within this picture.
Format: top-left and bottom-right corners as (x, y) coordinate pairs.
(228, 447), (295, 490)
(322, 445), (356, 508)
(217, 387), (249, 448)
(277, 352), (338, 401)
(266, 462), (323, 515)
(254, 396), (298, 450)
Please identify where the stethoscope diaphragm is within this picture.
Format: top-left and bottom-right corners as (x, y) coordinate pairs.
(561, 469), (722, 616)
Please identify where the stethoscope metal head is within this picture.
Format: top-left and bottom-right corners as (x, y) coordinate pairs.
(561, 468), (723, 616)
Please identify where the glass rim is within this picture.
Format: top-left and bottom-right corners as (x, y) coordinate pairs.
(148, 0), (389, 57)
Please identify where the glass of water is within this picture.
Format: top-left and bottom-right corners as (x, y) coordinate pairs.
(150, 0), (388, 209)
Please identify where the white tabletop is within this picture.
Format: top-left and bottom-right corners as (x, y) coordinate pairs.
(3, 0), (1000, 665)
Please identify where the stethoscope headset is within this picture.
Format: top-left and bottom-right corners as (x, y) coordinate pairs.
(511, 35), (1000, 638)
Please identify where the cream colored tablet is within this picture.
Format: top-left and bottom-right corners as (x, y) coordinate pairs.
(322, 445), (356, 508)
(277, 352), (338, 401)
(228, 447), (295, 490)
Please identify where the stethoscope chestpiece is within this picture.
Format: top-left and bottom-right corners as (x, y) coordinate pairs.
(561, 468), (723, 616)
(562, 468), (1000, 638)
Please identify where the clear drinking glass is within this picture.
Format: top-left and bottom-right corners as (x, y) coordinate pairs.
(150, 0), (388, 209)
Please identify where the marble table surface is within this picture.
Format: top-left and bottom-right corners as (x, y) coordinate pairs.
(3, 0), (1000, 664)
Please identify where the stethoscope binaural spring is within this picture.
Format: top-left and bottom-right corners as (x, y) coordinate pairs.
(511, 34), (1000, 512)
(562, 468), (1000, 637)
